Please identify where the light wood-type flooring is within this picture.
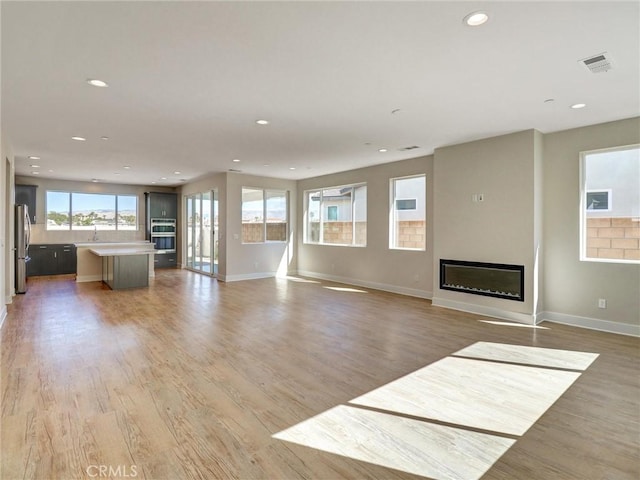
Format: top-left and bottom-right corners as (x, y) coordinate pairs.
(1, 270), (639, 479)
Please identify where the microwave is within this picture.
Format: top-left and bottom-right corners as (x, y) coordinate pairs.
(150, 218), (176, 234)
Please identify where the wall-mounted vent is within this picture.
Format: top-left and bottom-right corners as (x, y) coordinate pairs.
(228, 168), (242, 173)
(579, 52), (612, 73)
(399, 145), (420, 151)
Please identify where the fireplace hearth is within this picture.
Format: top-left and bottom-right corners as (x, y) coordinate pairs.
(440, 259), (524, 302)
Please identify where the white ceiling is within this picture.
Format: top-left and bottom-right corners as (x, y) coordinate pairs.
(3, 1), (639, 187)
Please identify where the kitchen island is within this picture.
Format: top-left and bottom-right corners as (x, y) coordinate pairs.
(89, 245), (156, 290)
(75, 241), (156, 284)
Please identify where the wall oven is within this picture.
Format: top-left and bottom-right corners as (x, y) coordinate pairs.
(150, 218), (176, 253)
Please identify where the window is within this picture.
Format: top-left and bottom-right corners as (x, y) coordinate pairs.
(46, 191), (138, 231)
(581, 145), (639, 263)
(46, 191), (138, 230)
(396, 199), (417, 210)
(586, 190), (611, 211)
(390, 175), (426, 250)
(46, 191), (71, 230)
(242, 187), (288, 243)
(304, 183), (367, 246)
(266, 190), (287, 242)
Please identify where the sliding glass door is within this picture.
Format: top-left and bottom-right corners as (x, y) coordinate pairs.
(185, 190), (218, 275)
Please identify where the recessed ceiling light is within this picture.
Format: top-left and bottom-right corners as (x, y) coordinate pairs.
(160, 177), (167, 180)
(571, 103), (587, 109)
(263, 164), (270, 167)
(28, 156), (40, 160)
(101, 136), (109, 141)
(544, 98), (555, 103)
(87, 79), (108, 88)
(151, 181), (157, 184)
(48, 169), (54, 173)
(464, 11), (489, 26)
(289, 167), (296, 170)
(256, 119), (270, 125)
(123, 165), (131, 169)
(30, 164), (40, 168)
(232, 159), (241, 163)
(31, 171), (39, 175)
(378, 148), (388, 153)
(71, 136), (86, 141)
(91, 178), (99, 183)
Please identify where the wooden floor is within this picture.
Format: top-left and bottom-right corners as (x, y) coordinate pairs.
(1, 270), (638, 480)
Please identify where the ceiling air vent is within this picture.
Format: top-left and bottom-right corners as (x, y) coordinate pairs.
(399, 145), (420, 151)
(579, 52), (612, 73)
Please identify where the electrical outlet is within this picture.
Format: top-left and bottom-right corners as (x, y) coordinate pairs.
(598, 298), (607, 309)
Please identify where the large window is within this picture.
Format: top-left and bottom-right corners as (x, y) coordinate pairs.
(242, 188), (288, 243)
(580, 145), (639, 263)
(390, 175), (426, 250)
(305, 183), (367, 246)
(46, 191), (138, 231)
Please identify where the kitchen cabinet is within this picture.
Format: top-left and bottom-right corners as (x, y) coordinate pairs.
(145, 192), (178, 269)
(146, 192), (177, 219)
(154, 252), (177, 268)
(15, 184), (37, 223)
(27, 244), (77, 277)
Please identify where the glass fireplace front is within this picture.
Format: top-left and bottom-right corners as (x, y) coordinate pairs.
(440, 259), (524, 302)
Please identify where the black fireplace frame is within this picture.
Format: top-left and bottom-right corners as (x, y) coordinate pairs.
(439, 259), (525, 302)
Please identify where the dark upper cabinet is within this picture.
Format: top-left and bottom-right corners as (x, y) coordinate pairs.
(27, 244), (77, 277)
(15, 184), (37, 223)
(146, 192), (177, 219)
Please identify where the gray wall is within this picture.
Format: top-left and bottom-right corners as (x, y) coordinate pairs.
(543, 117), (640, 327)
(432, 130), (542, 322)
(297, 155), (433, 298)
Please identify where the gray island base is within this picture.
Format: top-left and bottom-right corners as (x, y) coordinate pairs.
(89, 247), (156, 290)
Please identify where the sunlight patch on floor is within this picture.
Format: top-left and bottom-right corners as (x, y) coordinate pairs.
(453, 342), (599, 370)
(350, 356), (581, 436)
(279, 276), (321, 284)
(323, 286), (368, 293)
(478, 319), (550, 329)
(273, 405), (515, 480)
(273, 343), (599, 480)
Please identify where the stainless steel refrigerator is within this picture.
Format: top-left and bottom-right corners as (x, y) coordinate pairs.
(15, 204), (31, 294)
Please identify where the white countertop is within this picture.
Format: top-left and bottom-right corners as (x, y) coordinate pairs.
(89, 247), (157, 257)
(76, 241), (153, 248)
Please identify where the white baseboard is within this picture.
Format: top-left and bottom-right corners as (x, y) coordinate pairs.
(297, 270), (432, 299)
(76, 274), (103, 283)
(5, 295), (13, 304)
(542, 311), (640, 337)
(0, 305), (7, 331)
(431, 297), (536, 325)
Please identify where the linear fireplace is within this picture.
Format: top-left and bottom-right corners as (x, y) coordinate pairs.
(440, 259), (524, 302)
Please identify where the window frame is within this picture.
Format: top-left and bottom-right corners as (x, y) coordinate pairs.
(304, 182), (367, 247)
(241, 187), (289, 244)
(389, 174), (426, 251)
(45, 190), (138, 231)
(579, 144), (640, 265)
